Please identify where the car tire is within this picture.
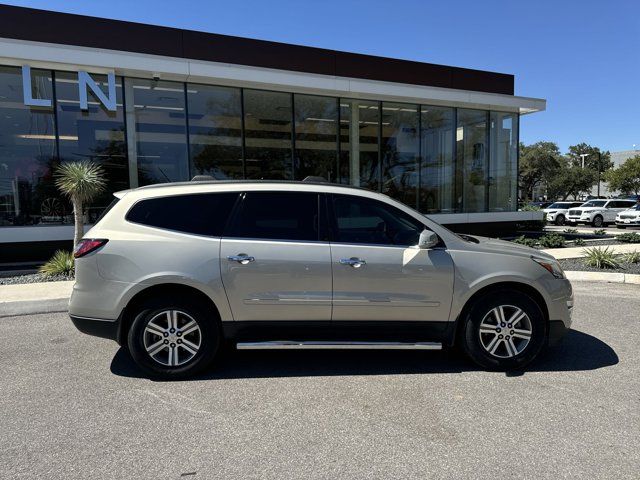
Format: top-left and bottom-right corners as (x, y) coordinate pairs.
(554, 214), (566, 226)
(460, 290), (546, 370)
(127, 299), (221, 379)
(592, 215), (604, 228)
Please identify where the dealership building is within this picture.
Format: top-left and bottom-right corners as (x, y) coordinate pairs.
(0, 5), (545, 263)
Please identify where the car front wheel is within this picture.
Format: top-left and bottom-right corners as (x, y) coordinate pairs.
(461, 290), (546, 370)
(592, 215), (604, 227)
(127, 300), (220, 379)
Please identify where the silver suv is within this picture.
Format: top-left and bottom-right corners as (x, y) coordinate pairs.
(69, 180), (573, 378)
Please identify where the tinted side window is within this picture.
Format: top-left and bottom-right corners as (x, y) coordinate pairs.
(331, 194), (425, 246)
(126, 192), (238, 236)
(228, 191), (319, 241)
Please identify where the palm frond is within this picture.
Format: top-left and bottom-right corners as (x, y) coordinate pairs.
(55, 161), (106, 202)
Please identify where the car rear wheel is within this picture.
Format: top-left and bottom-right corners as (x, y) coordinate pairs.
(554, 214), (566, 226)
(127, 300), (220, 379)
(461, 290), (546, 370)
(592, 215), (604, 228)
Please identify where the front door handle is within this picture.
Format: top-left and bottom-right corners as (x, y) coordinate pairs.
(228, 253), (255, 265)
(339, 257), (366, 268)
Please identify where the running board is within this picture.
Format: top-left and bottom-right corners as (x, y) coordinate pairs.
(236, 341), (442, 350)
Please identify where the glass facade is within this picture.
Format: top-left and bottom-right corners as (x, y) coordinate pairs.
(0, 64), (520, 229)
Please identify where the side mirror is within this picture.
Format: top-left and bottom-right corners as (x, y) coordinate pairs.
(418, 229), (438, 249)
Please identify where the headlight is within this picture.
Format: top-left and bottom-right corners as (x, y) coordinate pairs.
(532, 256), (565, 279)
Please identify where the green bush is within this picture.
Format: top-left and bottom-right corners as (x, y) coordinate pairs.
(583, 246), (620, 269)
(617, 232), (640, 243)
(573, 238), (586, 246)
(39, 250), (74, 277)
(512, 236), (538, 248)
(563, 228), (578, 234)
(520, 205), (541, 211)
(622, 251), (640, 264)
(538, 233), (565, 248)
(593, 229), (606, 236)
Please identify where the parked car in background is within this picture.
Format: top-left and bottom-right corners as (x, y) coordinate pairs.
(528, 201), (554, 210)
(543, 201), (584, 225)
(567, 199), (636, 227)
(615, 203), (640, 228)
(68, 179), (573, 379)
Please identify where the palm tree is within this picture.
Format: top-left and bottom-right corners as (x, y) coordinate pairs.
(55, 161), (106, 249)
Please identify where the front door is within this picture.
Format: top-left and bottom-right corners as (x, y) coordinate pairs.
(220, 191), (332, 322)
(329, 194), (454, 323)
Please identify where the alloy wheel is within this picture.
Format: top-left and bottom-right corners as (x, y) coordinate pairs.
(143, 310), (202, 367)
(478, 305), (532, 358)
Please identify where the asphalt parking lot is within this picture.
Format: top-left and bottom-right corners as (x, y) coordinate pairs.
(1, 282), (638, 479)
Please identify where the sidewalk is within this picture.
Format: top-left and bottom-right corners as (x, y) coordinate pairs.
(542, 242), (640, 259)
(0, 281), (73, 317)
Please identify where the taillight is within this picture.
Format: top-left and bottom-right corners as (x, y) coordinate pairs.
(73, 239), (108, 258)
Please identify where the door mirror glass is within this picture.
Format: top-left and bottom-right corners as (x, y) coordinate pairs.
(418, 229), (438, 249)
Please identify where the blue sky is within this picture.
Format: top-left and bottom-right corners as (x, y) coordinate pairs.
(6, 0), (639, 153)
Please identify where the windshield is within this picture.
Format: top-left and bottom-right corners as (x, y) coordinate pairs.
(582, 200), (606, 208)
(548, 202), (571, 209)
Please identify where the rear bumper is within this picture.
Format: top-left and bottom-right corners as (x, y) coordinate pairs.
(69, 314), (119, 342)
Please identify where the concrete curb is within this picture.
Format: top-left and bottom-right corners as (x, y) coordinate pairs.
(565, 270), (640, 284)
(0, 298), (68, 318)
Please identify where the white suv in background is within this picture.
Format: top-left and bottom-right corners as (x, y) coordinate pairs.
(615, 203), (640, 228)
(567, 199), (636, 227)
(543, 201), (584, 226)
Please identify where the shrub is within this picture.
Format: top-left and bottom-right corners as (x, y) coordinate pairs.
(617, 232), (640, 243)
(563, 228), (578, 234)
(39, 250), (75, 277)
(583, 246), (620, 269)
(573, 238), (586, 246)
(538, 233), (565, 248)
(622, 251), (640, 264)
(512, 235), (538, 248)
(593, 229), (606, 235)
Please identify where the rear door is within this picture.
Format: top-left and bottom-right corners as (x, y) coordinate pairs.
(328, 193), (454, 323)
(220, 190), (332, 322)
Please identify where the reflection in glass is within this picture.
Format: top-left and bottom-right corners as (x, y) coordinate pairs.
(293, 94), (338, 181)
(489, 111), (518, 212)
(55, 71), (128, 223)
(420, 106), (455, 213)
(0, 66), (57, 226)
(456, 109), (488, 212)
(339, 99), (379, 190)
(243, 90), (292, 180)
(129, 78), (189, 185)
(187, 84), (243, 179)
(381, 102), (419, 209)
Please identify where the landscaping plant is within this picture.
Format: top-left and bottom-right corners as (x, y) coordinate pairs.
(593, 229), (606, 236)
(39, 250), (74, 277)
(512, 235), (538, 248)
(617, 232), (640, 243)
(583, 246), (620, 269)
(55, 161), (106, 249)
(573, 238), (586, 246)
(563, 228), (578, 234)
(538, 233), (565, 248)
(622, 251), (640, 264)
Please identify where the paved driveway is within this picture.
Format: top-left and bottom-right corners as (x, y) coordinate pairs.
(1, 282), (637, 479)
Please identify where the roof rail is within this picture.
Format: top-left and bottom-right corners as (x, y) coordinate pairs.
(302, 176), (328, 183)
(191, 175), (215, 182)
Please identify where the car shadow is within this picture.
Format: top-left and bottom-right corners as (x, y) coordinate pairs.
(110, 329), (618, 381)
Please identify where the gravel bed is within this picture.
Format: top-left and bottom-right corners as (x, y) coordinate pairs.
(0, 273), (74, 286)
(559, 257), (640, 274)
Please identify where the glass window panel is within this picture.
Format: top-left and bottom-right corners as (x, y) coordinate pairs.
(381, 102), (419, 209)
(187, 84), (243, 180)
(339, 99), (379, 190)
(243, 90), (292, 180)
(419, 106), (454, 213)
(456, 109), (488, 213)
(0, 66), (57, 226)
(293, 94), (337, 181)
(55, 71), (128, 223)
(489, 111), (518, 212)
(129, 78), (189, 186)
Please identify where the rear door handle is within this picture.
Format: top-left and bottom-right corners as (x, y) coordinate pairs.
(228, 253), (255, 265)
(339, 257), (366, 268)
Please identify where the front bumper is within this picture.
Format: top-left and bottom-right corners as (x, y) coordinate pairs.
(616, 219), (640, 226)
(70, 314), (119, 341)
